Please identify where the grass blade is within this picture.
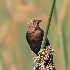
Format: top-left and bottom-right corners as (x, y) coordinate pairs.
(41, 0), (56, 49)
(55, 0), (67, 70)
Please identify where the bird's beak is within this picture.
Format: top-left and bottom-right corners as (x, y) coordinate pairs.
(37, 20), (42, 24)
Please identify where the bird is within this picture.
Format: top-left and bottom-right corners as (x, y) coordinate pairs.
(26, 18), (50, 55)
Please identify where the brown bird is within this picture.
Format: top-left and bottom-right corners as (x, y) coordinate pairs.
(26, 18), (50, 55)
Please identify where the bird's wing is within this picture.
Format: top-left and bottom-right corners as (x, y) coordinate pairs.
(40, 28), (50, 47)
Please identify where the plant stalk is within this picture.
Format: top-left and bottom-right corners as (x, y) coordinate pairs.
(39, 0), (56, 70)
(56, 0), (67, 70)
(41, 0), (56, 49)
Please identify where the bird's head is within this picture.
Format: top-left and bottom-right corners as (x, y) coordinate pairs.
(28, 18), (42, 33)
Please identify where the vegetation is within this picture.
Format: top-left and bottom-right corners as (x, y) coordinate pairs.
(0, 0), (70, 70)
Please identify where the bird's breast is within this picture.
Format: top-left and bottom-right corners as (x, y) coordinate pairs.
(28, 30), (41, 41)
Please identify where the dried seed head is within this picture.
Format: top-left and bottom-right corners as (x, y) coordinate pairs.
(33, 46), (56, 70)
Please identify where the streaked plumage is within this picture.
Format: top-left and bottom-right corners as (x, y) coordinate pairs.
(26, 18), (50, 55)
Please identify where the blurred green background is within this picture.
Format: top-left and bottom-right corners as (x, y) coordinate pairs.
(0, 0), (70, 70)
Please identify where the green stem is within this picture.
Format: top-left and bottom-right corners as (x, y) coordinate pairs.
(41, 0), (56, 49)
(39, 0), (56, 70)
(56, 0), (67, 70)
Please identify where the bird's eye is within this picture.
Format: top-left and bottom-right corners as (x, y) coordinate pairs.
(33, 22), (35, 25)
